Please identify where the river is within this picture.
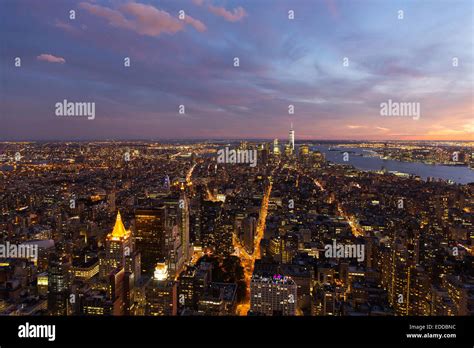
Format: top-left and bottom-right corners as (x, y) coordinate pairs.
(311, 145), (474, 185)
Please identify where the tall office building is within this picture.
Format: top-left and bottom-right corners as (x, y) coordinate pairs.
(299, 145), (309, 157)
(250, 273), (297, 316)
(408, 266), (431, 315)
(108, 267), (126, 315)
(135, 207), (167, 273)
(177, 266), (198, 310)
(431, 285), (456, 315)
(259, 142), (270, 165)
(269, 236), (282, 262)
(311, 284), (338, 316)
(166, 224), (185, 278)
(180, 193), (191, 261)
(273, 139), (280, 155)
(443, 275), (473, 315)
(81, 293), (113, 316)
(242, 216), (257, 254)
(163, 193), (191, 263)
(281, 234), (298, 264)
(380, 241), (416, 316)
(288, 123), (295, 151)
(145, 263), (177, 316)
(47, 254), (71, 315)
(37, 272), (48, 296)
(200, 200), (223, 251)
(101, 211), (132, 278)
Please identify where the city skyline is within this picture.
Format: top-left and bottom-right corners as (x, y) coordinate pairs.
(1, 139), (472, 321)
(1, 1), (473, 345)
(1, 0), (473, 141)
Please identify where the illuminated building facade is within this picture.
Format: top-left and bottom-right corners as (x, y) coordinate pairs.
(281, 234), (298, 264)
(146, 263), (177, 316)
(163, 193), (191, 263)
(37, 272), (48, 296)
(73, 259), (99, 281)
(288, 123), (295, 152)
(299, 145), (309, 157)
(100, 211), (132, 278)
(273, 139), (280, 155)
(47, 255), (71, 315)
(135, 207), (167, 273)
(177, 266), (197, 310)
(250, 273), (297, 316)
(242, 216), (256, 254)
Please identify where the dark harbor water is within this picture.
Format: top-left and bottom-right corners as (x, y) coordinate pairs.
(312, 145), (474, 185)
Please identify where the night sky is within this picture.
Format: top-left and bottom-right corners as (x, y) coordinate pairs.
(0, 0), (472, 141)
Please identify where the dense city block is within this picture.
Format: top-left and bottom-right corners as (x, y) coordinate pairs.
(0, 139), (472, 316)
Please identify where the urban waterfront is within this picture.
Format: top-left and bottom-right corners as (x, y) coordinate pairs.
(313, 145), (474, 184)
(1, 0), (473, 345)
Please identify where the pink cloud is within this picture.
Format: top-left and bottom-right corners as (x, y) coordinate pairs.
(79, 1), (206, 36)
(192, 0), (205, 5)
(120, 2), (183, 35)
(347, 125), (366, 129)
(183, 15), (207, 32)
(208, 5), (247, 22)
(54, 20), (75, 32)
(79, 2), (133, 30)
(54, 20), (86, 35)
(37, 54), (66, 64)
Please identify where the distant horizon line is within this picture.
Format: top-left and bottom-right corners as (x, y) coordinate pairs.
(1, 138), (472, 143)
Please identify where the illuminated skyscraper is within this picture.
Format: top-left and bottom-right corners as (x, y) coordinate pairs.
(101, 211), (132, 278)
(108, 267), (126, 315)
(177, 266), (197, 310)
(47, 254), (71, 315)
(409, 266), (431, 315)
(281, 234), (298, 264)
(135, 207), (167, 273)
(250, 273), (297, 316)
(163, 193), (191, 263)
(242, 216), (257, 254)
(380, 241), (416, 316)
(166, 224), (185, 278)
(153, 262), (169, 281)
(288, 123), (295, 151)
(37, 272), (48, 296)
(273, 139), (280, 155)
(146, 263), (177, 316)
(200, 200), (223, 251)
(311, 284), (337, 316)
(180, 193), (191, 261)
(299, 144), (309, 157)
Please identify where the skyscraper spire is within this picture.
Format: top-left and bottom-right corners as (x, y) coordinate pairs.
(102, 210), (133, 280)
(288, 123), (295, 151)
(108, 210), (130, 240)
